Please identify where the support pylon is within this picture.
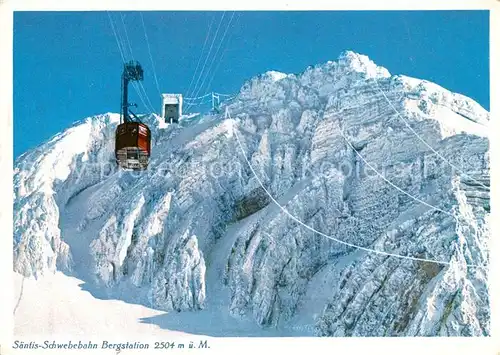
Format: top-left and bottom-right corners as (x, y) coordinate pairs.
(211, 92), (221, 114)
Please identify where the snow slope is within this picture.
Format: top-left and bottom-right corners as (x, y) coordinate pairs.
(13, 271), (172, 337)
(13, 51), (490, 337)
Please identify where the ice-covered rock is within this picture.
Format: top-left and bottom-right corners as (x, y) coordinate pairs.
(13, 51), (489, 335)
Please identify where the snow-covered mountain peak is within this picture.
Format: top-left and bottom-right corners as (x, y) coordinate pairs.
(336, 50), (391, 79)
(236, 51), (397, 108)
(235, 51), (488, 141)
(264, 70), (289, 82)
(14, 113), (120, 198)
(391, 75), (490, 138)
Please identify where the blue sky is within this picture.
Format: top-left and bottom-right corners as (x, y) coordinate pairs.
(14, 10), (489, 158)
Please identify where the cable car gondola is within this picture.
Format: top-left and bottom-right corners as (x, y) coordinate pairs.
(115, 61), (152, 170)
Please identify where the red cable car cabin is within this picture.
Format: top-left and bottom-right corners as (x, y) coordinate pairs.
(114, 61), (151, 171)
(115, 122), (151, 170)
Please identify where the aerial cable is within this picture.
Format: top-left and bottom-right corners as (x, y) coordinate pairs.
(198, 11), (237, 100)
(182, 97), (213, 108)
(187, 99), (213, 108)
(337, 122), (453, 217)
(204, 13), (242, 105)
(227, 107), (486, 270)
(108, 10), (139, 119)
(107, 11), (127, 63)
(117, 12), (155, 114)
(185, 12), (227, 112)
(183, 92), (236, 113)
(188, 11), (226, 98)
(371, 73), (489, 190)
(107, 11), (154, 115)
(184, 94), (221, 114)
(183, 94), (213, 109)
(184, 99), (212, 107)
(184, 92), (233, 100)
(115, 13), (132, 59)
(107, 11), (127, 123)
(140, 11), (162, 98)
(110, 11), (231, 117)
(188, 12), (238, 115)
(185, 13), (217, 102)
(198, 12), (237, 95)
(119, 12), (156, 114)
(183, 92), (213, 101)
(183, 92), (234, 102)
(118, 12), (150, 108)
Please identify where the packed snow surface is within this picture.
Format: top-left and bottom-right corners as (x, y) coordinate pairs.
(13, 51), (490, 337)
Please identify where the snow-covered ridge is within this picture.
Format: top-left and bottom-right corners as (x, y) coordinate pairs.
(13, 51), (489, 336)
(264, 70), (289, 82)
(397, 76), (489, 137)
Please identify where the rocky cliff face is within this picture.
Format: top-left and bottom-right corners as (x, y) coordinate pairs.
(13, 51), (490, 336)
